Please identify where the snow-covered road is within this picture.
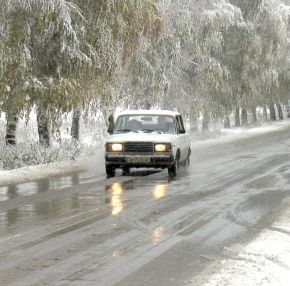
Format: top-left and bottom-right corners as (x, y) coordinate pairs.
(1, 122), (290, 285)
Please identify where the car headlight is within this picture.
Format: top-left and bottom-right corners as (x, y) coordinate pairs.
(107, 143), (124, 152)
(154, 143), (171, 152)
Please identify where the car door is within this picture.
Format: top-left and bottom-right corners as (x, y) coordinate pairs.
(175, 115), (189, 161)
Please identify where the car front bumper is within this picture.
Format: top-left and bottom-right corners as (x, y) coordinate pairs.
(105, 153), (175, 168)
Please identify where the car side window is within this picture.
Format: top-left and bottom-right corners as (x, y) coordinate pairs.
(179, 116), (186, 133)
(176, 116), (186, 134)
(174, 117), (180, 133)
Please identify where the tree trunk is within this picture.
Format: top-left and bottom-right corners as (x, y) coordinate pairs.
(5, 112), (18, 145)
(241, 108), (248, 125)
(251, 107), (257, 123)
(277, 103), (284, 120)
(287, 106), (290, 118)
(202, 110), (209, 132)
(53, 126), (61, 144)
(71, 110), (81, 141)
(269, 103), (276, 121)
(37, 108), (50, 146)
(235, 107), (240, 127)
(263, 106), (268, 120)
(223, 115), (231, 128)
(190, 115), (198, 132)
(143, 101), (151, 110)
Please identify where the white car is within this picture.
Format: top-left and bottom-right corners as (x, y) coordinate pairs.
(105, 110), (191, 178)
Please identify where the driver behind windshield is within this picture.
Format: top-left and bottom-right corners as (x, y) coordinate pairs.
(127, 119), (142, 132)
(157, 116), (174, 133)
(157, 116), (167, 132)
(114, 115), (175, 133)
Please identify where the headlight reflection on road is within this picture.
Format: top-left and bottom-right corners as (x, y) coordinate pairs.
(152, 226), (165, 245)
(111, 250), (123, 257)
(110, 183), (125, 216)
(153, 184), (168, 200)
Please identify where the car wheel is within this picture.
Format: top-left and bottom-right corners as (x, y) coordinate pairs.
(106, 165), (115, 178)
(168, 161), (177, 177)
(122, 167), (130, 176)
(168, 151), (180, 178)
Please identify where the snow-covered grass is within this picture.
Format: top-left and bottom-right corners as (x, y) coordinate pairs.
(0, 141), (80, 170)
(0, 111), (106, 171)
(0, 148), (104, 188)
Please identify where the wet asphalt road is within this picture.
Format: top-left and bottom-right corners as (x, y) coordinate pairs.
(1, 126), (290, 285)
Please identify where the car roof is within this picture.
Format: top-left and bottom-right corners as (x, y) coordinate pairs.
(116, 110), (180, 117)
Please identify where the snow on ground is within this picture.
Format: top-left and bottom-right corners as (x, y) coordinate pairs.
(0, 150), (104, 187)
(191, 119), (290, 148)
(195, 198), (290, 286)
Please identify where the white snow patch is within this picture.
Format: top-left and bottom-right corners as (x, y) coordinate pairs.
(191, 120), (290, 149)
(193, 200), (290, 286)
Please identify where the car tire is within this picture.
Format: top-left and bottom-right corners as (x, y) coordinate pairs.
(168, 151), (180, 178)
(122, 167), (130, 176)
(106, 165), (115, 178)
(168, 161), (177, 178)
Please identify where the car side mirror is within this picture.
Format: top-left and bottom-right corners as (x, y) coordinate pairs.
(107, 125), (114, 135)
(107, 114), (115, 135)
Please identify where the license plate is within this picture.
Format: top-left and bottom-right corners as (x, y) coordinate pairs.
(126, 157), (151, 163)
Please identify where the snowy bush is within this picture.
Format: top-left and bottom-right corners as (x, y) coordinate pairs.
(1, 140), (77, 170)
(0, 139), (101, 170)
(0, 109), (106, 170)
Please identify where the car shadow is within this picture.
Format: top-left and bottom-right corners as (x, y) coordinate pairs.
(126, 169), (162, 177)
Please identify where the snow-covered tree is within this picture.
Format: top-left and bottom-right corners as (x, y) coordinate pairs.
(0, 0), (162, 145)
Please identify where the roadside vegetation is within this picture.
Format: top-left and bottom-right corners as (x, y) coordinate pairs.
(1, 0), (290, 169)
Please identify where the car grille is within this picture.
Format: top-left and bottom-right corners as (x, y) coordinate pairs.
(124, 142), (153, 153)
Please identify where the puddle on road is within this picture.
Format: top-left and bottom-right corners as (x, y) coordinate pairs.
(152, 184), (168, 200)
(0, 170), (174, 238)
(106, 183), (125, 216)
(0, 173), (83, 202)
(0, 191), (109, 235)
(104, 176), (173, 221)
(0, 169), (164, 203)
(0, 180), (128, 235)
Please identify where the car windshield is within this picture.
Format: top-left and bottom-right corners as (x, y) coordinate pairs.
(114, 114), (176, 134)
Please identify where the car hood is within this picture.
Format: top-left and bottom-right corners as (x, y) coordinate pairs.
(106, 132), (176, 143)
